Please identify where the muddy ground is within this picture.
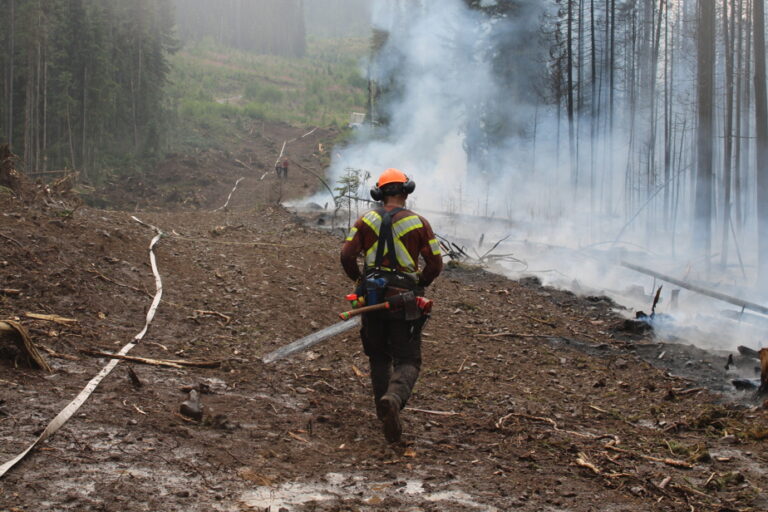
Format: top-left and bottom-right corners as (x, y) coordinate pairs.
(1, 122), (767, 512)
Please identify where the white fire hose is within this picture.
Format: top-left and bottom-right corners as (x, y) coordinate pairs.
(0, 217), (165, 478)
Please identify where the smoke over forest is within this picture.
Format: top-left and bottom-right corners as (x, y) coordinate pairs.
(329, 1), (767, 309)
(3, 0), (768, 348)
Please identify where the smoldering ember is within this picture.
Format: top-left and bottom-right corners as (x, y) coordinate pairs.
(1, 1), (768, 511)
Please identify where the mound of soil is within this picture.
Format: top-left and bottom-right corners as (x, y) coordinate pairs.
(1, 123), (767, 512)
(1, 144), (81, 209)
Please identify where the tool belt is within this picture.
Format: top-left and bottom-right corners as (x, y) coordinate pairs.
(360, 270), (421, 321)
(366, 268), (419, 293)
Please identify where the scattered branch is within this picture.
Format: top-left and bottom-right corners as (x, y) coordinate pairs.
(288, 431), (309, 443)
(576, 452), (601, 475)
(405, 407), (461, 417)
(0, 232), (23, 249)
(476, 332), (551, 338)
(605, 442), (693, 469)
(38, 344), (80, 361)
(192, 310), (231, 325)
(521, 313), (556, 327)
(87, 269), (150, 297)
(24, 312), (78, 325)
(80, 350), (221, 369)
(478, 234), (511, 262)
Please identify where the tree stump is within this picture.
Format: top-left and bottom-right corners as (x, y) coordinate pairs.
(0, 320), (52, 372)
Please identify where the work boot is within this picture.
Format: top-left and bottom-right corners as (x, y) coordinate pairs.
(375, 399), (386, 421)
(378, 393), (402, 443)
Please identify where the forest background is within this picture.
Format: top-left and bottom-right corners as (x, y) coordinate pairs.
(0, 0), (370, 181)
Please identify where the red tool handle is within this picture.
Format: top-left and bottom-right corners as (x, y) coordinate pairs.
(339, 301), (390, 320)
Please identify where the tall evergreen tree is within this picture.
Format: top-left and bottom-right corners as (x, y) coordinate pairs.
(0, 0), (177, 178)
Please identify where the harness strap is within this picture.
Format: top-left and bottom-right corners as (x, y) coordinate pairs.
(374, 207), (404, 270)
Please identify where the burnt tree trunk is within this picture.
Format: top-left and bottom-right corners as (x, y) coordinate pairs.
(694, 0), (715, 272)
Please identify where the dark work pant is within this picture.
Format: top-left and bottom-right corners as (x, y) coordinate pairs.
(360, 313), (423, 409)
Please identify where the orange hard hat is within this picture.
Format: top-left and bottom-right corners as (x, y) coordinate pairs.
(376, 168), (409, 187)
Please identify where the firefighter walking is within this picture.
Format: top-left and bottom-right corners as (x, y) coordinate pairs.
(340, 168), (443, 442)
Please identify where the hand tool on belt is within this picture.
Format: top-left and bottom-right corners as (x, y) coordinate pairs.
(339, 291), (433, 321)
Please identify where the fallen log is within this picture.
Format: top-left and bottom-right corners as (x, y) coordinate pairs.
(621, 261), (768, 315)
(80, 349), (221, 369)
(0, 320), (52, 372)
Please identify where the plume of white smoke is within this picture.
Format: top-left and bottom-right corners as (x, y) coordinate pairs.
(332, 0), (495, 209)
(316, 0), (767, 354)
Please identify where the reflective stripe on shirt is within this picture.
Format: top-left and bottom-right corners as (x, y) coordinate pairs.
(429, 238), (441, 255)
(361, 211), (382, 235)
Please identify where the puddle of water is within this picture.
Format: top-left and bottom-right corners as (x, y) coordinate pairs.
(425, 490), (499, 511)
(240, 472), (499, 511)
(241, 482), (338, 510)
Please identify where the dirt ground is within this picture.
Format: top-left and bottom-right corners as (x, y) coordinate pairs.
(1, 123), (767, 512)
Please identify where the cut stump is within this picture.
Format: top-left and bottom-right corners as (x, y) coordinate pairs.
(0, 320), (52, 372)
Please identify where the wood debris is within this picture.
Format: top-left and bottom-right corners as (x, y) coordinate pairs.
(80, 349), (221, 369)
(0, 231), (24, 249)
(521, 313), (556, 327)
(288, 431), (309, 443)
(605, 442), (693, 469)
(24, 312), (78, 325)
(192, 310), (231, 325)
(405, 407), (460, 417)
(497, 412), (598, 439)
(87, 268), (149, 297)
(575, 452), (601, 474)
(38, 344), (80, 361)
(0, 320), (52, 372)
(476, 332), (550, 339)
(127, 366), (143, 389)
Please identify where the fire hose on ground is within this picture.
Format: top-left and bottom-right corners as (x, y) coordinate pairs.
(0, 217), (165, 478)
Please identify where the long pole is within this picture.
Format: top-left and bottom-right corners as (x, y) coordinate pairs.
(621, 261), (768, 315)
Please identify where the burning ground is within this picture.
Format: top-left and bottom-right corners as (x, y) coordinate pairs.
(1, 126), (768, 511)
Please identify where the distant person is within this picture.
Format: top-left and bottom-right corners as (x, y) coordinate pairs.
(281, 158), (289, 179)
(340, 168), (443, 443)
(275, 160), (283, 179)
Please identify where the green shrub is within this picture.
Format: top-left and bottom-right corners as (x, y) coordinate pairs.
(244, 82), (284, 104)
(244, 102), (267, 119)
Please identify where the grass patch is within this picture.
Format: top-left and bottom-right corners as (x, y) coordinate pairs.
(165, 37), (369, 152)
(664, 440), (711, 463)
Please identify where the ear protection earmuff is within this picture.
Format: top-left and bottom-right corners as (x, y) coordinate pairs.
(370, 176), (416, 201)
